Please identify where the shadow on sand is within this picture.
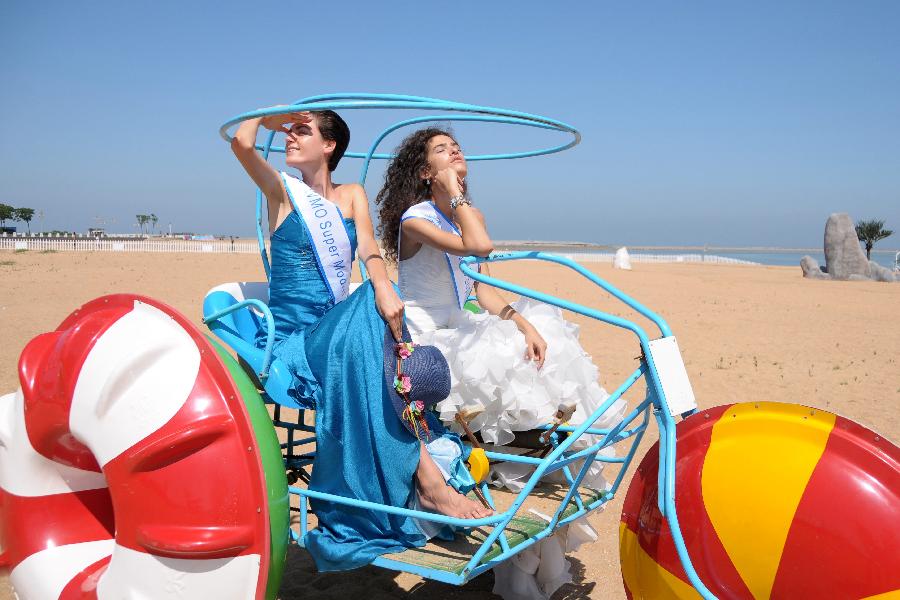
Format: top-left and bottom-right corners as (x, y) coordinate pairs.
(279, 547), (597, 600)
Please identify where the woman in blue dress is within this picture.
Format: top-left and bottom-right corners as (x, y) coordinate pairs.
(230, 109), (491, 572)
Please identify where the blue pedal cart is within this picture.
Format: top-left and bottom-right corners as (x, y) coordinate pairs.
(204, 94), (717, 599)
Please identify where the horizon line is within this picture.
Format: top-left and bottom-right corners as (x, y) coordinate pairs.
(491, 241), (900, 254)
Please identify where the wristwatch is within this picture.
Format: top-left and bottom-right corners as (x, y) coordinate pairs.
(449, 194), (471, 210)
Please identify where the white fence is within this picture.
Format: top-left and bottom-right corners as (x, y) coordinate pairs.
(1, 238), (759, 265)
(553, 252), (759, 265)
(0, 238), (260, 254)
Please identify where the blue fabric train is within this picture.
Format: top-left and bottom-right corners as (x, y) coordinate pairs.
(262, 210), (473, 571)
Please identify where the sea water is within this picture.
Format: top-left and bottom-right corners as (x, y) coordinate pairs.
(638, 250), (898, 269)
(494, 243), (899, 269)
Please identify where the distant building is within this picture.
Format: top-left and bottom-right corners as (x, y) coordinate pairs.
(88, 228), (106, 237)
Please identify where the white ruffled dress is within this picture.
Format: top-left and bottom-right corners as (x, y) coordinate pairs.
(397, 218), (626, 600)
(398, 241), (626, 454)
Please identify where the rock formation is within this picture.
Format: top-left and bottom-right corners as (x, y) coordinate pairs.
(868, 260), (897, 282)
(824, 213), (870, 279)
(800, 255), (831, 279)
(803, 213), (897, 282)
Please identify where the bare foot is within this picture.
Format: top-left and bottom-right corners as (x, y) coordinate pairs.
(418, 483), (493, 520)
(415, 442), (492, 520)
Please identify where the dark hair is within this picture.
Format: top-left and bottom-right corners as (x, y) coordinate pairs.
(375, 127), (453, 263)
(313, 110), (350, 171)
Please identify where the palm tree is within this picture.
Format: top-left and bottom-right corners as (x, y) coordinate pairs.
(0, 204), (13, 229)
(14, 207), (35, 234)
(855, 219), (893, 260)
(150, 213), (159, 236)
(136, 214), (149, 237)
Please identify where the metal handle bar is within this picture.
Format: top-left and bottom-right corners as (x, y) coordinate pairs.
(460, 251), (672, 340)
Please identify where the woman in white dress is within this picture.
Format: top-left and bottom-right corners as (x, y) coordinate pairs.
(375, 128), (626, 455)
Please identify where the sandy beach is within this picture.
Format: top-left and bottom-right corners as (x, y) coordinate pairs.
(1, 251), (898, 599)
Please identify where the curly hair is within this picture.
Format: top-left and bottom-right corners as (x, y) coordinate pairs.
(375, 127), (453, 263)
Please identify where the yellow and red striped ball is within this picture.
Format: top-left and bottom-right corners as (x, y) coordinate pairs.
(620, 402), (899, 599)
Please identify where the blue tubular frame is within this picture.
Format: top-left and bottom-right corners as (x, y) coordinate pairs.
(202, 298), (275, 381)
(219, 94), (580, 154)
(459, 252), (716, 599)
(282, 249), (714, 597)
(355, 114), (573, 185)
(255, 129), (278, 280)
(218, 95), (716, 597)
(223, 94), (579, 284)
(290, 360), (649, 584)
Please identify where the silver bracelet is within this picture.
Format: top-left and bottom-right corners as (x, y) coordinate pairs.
(449, 194), (471, 210)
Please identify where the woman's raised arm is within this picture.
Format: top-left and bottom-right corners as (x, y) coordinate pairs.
(230, 110), (308, 231)
(402, 203), (494, 257)
(231, 118), (282, 198)
(402, 166), (493, 257)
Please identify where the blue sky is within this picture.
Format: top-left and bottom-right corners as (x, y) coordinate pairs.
(2, 1), (898, 248)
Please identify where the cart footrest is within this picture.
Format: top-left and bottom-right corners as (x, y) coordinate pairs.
(381, 485), (608, 577)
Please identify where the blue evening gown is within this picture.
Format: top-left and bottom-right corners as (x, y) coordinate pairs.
(259, 211), (427, 571)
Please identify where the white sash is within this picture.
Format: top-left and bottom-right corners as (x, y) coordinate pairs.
(280, 172), (352, 303)
(400, 201), (476, 309)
